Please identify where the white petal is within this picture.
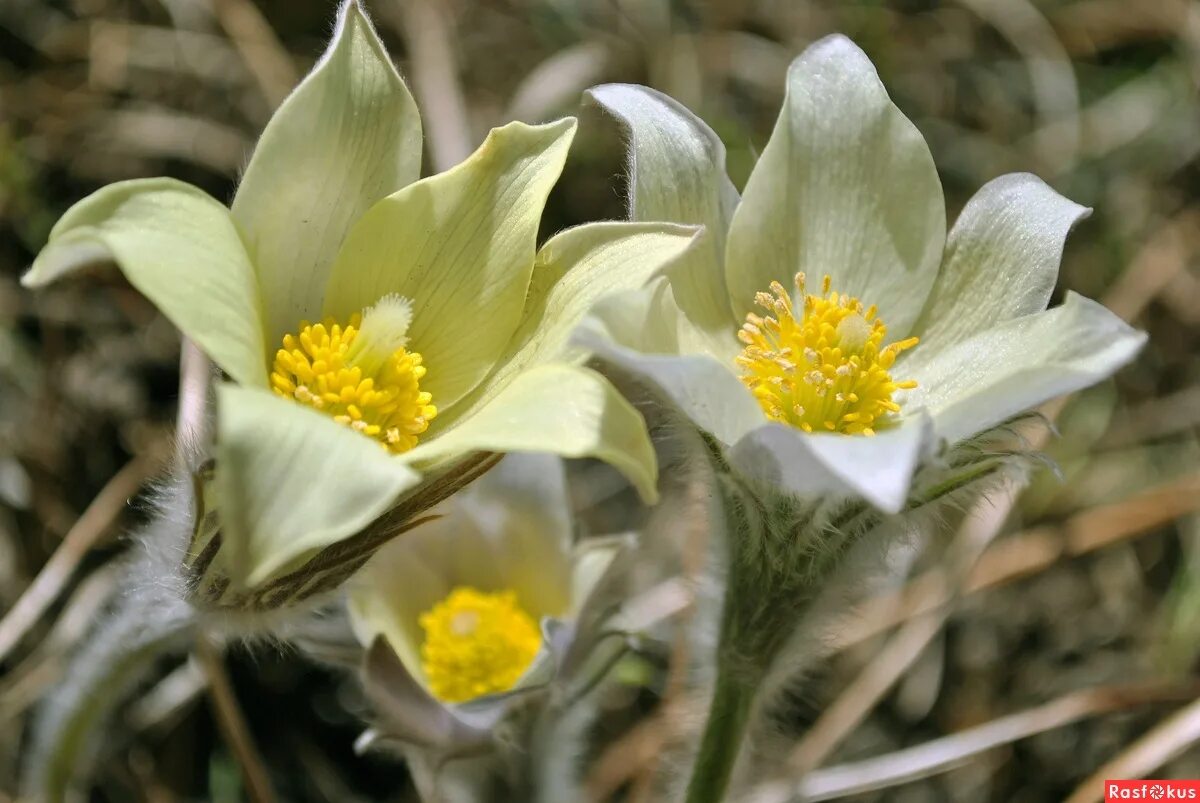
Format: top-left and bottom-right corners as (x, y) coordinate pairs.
(360, 638), (490, 750)
(403, 363), (659, 504)
(458, 454), (574, 618)
(724, 35), (945, 335)
(909, 292), (1146, 443)
(323, 120), (577, 410)
(908, 173), (1090, 357)
(214, 384), (422, 588)
(350, 548), (450, 683)
(24, 179), (267, 387)
(587, 83), (739, 338)
(232, 0), (423, 345)
(729, 413), (933, 513)
(575, 318), (764, 447)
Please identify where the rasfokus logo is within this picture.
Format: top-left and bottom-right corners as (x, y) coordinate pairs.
(1106, 780), (1200, 800)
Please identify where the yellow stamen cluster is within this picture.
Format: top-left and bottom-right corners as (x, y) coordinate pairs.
(736, 273), (917, 436)
(269, 295), (436, 453)
(418, 587), (542, 704)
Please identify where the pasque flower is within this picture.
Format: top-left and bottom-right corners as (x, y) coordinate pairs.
(576, 36), (1147, 803)
(22, 0), (698, 602)
(579, 35), (1146, 515)
(348, 453), (622, 750)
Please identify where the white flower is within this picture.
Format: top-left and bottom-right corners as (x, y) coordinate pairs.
(347, 453), (622, 749)
(23, 0), (697, 596)
(577, 35), (1146, 513)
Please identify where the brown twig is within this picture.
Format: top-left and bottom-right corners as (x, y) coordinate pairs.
(194, 634), (277, 803)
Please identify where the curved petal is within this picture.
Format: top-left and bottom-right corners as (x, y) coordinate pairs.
(350, 547), (450, 683)
(232, 0), (423, 346)
(24, 178), (267, 387)
(908, 293), (1146, 444)
(432, 221), (701, 432)
(908, 173), (1090, 357)
(575, 324), (764, 448)
(323, 119), (577, 410)
(724, 35), (945, 335)
(405, 523), (508, 603)
(587, 83), (739, 340)
(458, 454), (575, 618)
(578, 278), (684, 355)
(360, 638), (491, 750)
(214, 384), (422, 588)
(403, 364), (659, 504)
(569, 536), (626, 616)
(729, 413), (933, 513)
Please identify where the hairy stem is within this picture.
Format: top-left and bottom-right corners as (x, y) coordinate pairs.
(684, 662), (758, 803)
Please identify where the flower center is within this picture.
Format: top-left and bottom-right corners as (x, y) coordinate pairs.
(735, 273), (918, 436)
(269, 294), (436, 453)
(418, 587), (542, 703)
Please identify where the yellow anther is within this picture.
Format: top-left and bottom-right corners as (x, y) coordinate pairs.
(736, 273), (917, 436)
(418, 587), (542, 704)
(269, 294), (436, 453)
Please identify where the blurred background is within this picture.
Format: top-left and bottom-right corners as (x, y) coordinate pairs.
(1, 0), (1198, 800)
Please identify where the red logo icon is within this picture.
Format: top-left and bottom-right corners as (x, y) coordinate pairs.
(1106, 781), (1200, 800)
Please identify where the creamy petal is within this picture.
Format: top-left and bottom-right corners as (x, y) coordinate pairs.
(587, 83), (739, 339)
(725, 35), (945, 335)
(214, 384), (422, 588)
(24, 178), (267, 387)
(434, 222), (700, 432)
(324, 120), (576, 410)
(232, 0), (422, 346)
(403, 364), (658, 504)
(908, 173), (1090, 357)
(909, 293), (1146, 443)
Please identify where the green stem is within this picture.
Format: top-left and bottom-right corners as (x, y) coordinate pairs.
(683, 663), (758, 803)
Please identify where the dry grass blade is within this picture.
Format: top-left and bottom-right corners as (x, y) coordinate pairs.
(211, 0), (298, 110)
(835, 472), (1200, 651)
(194, 635), (277, 803)
(0, 449), (163, 665)
(506, 42), (611, 123)
(745, 682), (1200, 803)
(1064, 695), (1200, 803)
(953, 0), (1081, 168)
(0, 562), (121, 723)
(777, 477), (1029, 784)
(382, 0), (473, 172)
(1102, 208), (1198, 322)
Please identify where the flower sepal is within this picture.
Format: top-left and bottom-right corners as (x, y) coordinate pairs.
(184, 450), (499, 612)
